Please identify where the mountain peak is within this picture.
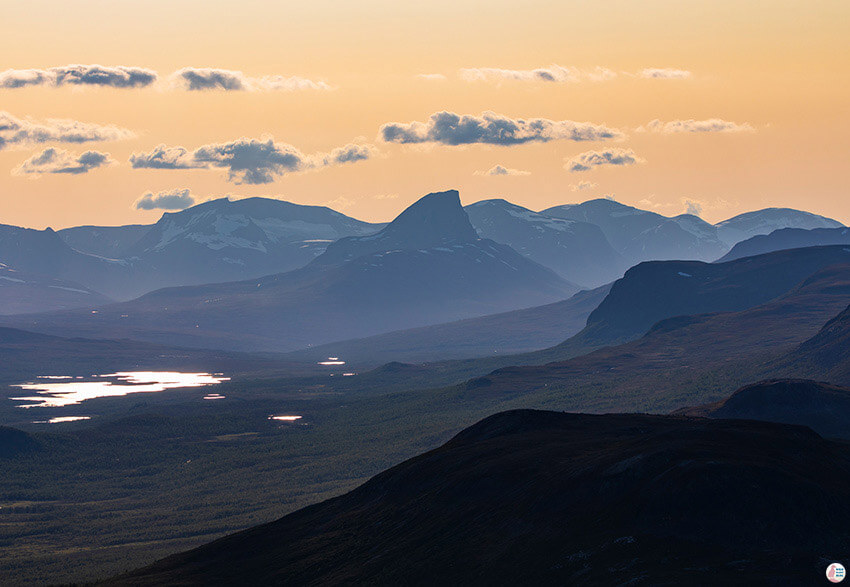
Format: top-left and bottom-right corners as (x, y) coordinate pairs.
(382, 190), (477, 243)
(315, 190), (478, 264)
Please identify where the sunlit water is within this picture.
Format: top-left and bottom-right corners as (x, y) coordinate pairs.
(11, 371), (230, 408)
(33, 416), (92, 424)
(318, 357), (346, 366)
(268, 415), (302, 422)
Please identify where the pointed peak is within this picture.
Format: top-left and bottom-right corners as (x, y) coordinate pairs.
(315, 190), (478, 264)
(382, 190), (477, 242)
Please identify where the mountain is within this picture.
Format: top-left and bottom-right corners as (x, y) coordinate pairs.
(677, 379), (850, 439)
(109, 410), (850, 585)
(541, 199), (728, 265)
(460, 261), (850, 409)
(464, 199), (626, 287)
(122, 197), (383, 292)
(284, 284), (611, 366)
(575, 245), (850, 346)
(0, 262), (111, 314)
(0, 223), (141, 301)
(4, 191), (578, 352)
(715, 207), (844, 248)
(58, 224), (152, 258)
(783, 303), (850, 385)
(718, 226), (850, 262)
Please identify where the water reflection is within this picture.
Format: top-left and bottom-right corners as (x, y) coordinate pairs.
(33, 416), (92, 424)
(268, 415), (302, 422)
(11, 371), (230, 408)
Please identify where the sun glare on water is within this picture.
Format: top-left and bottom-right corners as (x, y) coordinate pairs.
(11, 371), (230, 408)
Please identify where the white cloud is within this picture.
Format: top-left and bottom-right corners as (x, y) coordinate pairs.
(0, 111), (134, 151)
(134, 188), (196, 210)
(381, 111), (622, 146)
(565, 148), (644, 172)
(570, 180), (597, 191)
(638, 68), (692, 79)
(639, 119), (755, 133)
(0, 65), (157, 89)
(170, 68), (332, 91)
(12, 148), (112, 176)
(475, 164), (530, 176)
(131, 137), (376, 184)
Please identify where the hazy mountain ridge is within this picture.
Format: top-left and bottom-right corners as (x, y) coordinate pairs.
(2, 191), (577, 351)
(464, 199), (627, 287)
(715, 207), (844, 248)
(719, 226), (850, 262)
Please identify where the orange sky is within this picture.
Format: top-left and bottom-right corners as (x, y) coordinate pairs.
(1, 0), (848, 229)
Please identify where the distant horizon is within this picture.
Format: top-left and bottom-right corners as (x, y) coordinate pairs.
(14, 192), (847, 233)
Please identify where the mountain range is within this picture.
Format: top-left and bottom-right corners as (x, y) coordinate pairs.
(4, 191), (576, 351)
(1, 193), (843, 318)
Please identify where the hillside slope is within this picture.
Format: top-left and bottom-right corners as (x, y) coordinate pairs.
(110, 410), (850, 586)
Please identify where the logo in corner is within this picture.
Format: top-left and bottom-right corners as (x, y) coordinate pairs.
(827, 563), (846, 583)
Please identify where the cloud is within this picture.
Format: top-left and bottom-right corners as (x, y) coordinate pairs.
(0, 65), (157, 89)
(459, 65), (694, 83)
(476, 164), (530, 177)
(460, 65), (581, 83)
(131, 137), (376, 184)
(570, 180), (597, 191)
(381, 111), (621, 146)
(129, 145), (202, 169)
(640, 118), (755, 133)
(565, 148), (643, 172)
(416, 73), (447, 81)
(0, 111), (134, 151)
(684, 200), (703, 216)
(638, 68), (692, 79)
(372, 193), (398, 200)
(170, 68), (331, 91)
(134, 188), (196, 211)
(325, 196), (355, 211)
(13, 148), (112, 176)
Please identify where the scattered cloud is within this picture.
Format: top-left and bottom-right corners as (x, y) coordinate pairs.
(0, 65), (157, 89)
(460, 65), (581, 83)
(170, 68), (331, 91)
(637, 68), (692, 79)
(131, 137), (376, 184)
(129, 145), (202, 170)
(639, 118), (755, 133)
(458, 65), (688, 83)
(565, 148), (643, 172)
(134, 188), (196, 210)
(12, 148), (112, 176)
(0, 111), (134, 151)
(381, 111), (621, 146)
(416, 73), (447, 81)
(372, 193), (398, 200)
(570, 180), (597, 191)
(476, 164), (530, 177)
(638, 195), (736, 217)
(684, 200), (703, 216)
(325, 196), (355, 211)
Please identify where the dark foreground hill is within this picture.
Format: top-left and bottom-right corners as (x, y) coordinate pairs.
(109, 410), (850, 586)
(677, 379), (850, 439)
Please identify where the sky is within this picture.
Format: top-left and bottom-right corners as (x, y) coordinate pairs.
(1, 0), (848, 229)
